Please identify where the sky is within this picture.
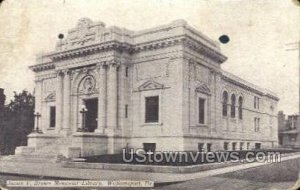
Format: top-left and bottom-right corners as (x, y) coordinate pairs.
(0, 0), (299, 114)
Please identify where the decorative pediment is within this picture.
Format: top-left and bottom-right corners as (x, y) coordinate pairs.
(56, 18), (106, 51)
(138, 80), (164, 91)
(78, 75), (96, 94)
(44, 92), (55, 102)
(195, 83), (211, 95)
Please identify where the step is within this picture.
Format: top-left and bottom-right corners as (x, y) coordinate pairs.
(1, 155), (60, 163)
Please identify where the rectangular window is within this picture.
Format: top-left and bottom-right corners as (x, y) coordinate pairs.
(198, 143), (204, 152)
(207, 143), (212, 152)
(254, 96), (260, 109)
(125, 67), (129, 77)
(198, 98), (205, 124)
(240, 142), (244, 150)
(224, 142), (228, 151)
(232, 142), (236, 151)
(50, 106), (56, 128)
(247, 142), (250, 150)
(143, 143), (156, 152)
(255, 143), (261, 149)
(125, 104), (128, 118)
(254, 117), (260, 132)
(145, 96), (159, 123)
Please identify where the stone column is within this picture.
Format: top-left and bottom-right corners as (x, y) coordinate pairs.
(62, 69), (71, 135)
(34, 79), (43, 131)
(106, 61), (119, 154)
(55, 71), (63, 132)
(95, 63), (107, 133)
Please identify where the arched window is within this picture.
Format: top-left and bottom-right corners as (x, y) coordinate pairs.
(222, 91), (228, 116)
(231, 94), (236, 118)
(238, 96), (243, 119)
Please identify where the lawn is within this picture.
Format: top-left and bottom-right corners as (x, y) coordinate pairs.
(83, 149), (297, 166)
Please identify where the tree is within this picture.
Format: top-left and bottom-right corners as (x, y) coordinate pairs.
(0, 90), (34, 155)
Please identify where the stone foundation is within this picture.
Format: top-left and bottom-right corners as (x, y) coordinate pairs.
(27, 133), (61, 150)
(72, 132), (109, 157)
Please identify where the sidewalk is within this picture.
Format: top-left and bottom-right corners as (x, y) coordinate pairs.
(0, 153), (300, 184)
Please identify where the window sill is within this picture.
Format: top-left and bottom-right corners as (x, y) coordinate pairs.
(196, 124), (208, 127)
(141, 122), (163, 127)
(47, 128), (55, 130)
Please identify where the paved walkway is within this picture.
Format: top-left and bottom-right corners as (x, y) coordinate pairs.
(0, 153), (300, 184)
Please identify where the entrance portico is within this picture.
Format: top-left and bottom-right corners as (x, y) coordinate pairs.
(21, 61), (120, 157)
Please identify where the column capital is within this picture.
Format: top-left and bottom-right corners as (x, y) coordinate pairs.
(187, 57), (196, 64)
(34, 78), (43, 83)
(96, 61), (107, 70)
(63, 69), (72, 75)
(56, 70), (64, 77)
(107, 59), (121, 68)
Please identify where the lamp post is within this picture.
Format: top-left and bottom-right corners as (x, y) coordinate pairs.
(77, 105), (88, 132)
(33, 112), (43, 134)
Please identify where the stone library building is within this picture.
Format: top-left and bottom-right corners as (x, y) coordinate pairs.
(15, 18), (279, 158)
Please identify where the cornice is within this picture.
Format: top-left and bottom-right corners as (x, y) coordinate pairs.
(222, 75), (279, 101)
(265, 93), (280, 101)
(182, 36), (227, 64)
(29, 62), (55, 72)
(30, 35), (226, 73)
(222, 75), (264, 95)
(50, 40), (133, 61)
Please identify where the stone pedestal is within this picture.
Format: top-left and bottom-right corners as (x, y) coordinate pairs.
(27, 133), (61, 150)
(72, 132), (108, 157)
(15, 146), (35, 155)
(62, 147), (81, 158)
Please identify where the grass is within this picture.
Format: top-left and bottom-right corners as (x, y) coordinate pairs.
(82, 149), (298, 166)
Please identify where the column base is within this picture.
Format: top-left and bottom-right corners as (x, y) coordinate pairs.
(60, 129), (72, 136)
(94, 127), (105, 134)
(104, 128), (115, 136)
(32, 128), (43, 134)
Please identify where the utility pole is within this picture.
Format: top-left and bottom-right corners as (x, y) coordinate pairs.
(286, 42), (300, 112)
(286, 41), (300, 147)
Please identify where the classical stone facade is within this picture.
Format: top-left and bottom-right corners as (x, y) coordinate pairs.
(15, 18), (279, 158)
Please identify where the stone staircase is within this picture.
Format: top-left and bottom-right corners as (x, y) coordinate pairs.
(1, 153), (60, 163)
(2, 137), (74, 163)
